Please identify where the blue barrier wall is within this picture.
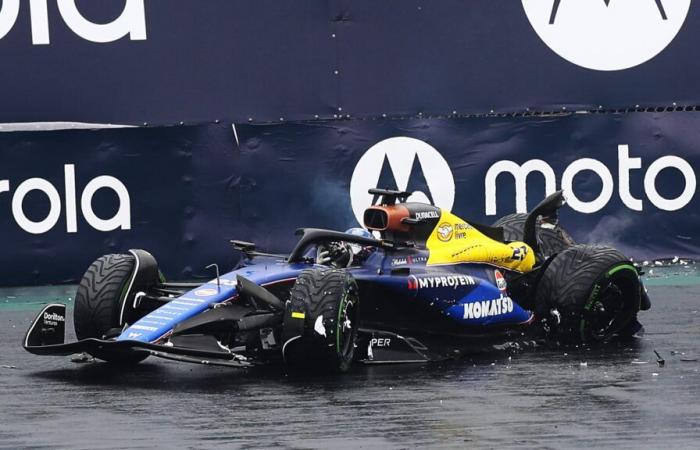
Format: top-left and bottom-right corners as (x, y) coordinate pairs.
(0, 0), (698, 124)
(1, 1), (699, 284)
(0, 113), (697, 285)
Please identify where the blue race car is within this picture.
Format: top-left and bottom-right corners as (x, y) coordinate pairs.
(24, 189), (650, 372)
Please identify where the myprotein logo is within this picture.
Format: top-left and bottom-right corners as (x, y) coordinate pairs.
(0, 164), (131, 234)
(349, 137), (455, 226)
(522, 0), (690, 71)
(0, 0), (147, 45)
(485, 145), (696, 215)
(408, 274), (476, 290)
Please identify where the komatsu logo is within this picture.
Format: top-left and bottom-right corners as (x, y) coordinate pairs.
(463, 297), (514, 320)
(522, 0), (690, 71)
(0, 0), (147, 45)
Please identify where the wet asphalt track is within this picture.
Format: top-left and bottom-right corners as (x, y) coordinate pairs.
(1, 269), (699, 449)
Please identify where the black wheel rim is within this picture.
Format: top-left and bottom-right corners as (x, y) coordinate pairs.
(337, 292), (358, 358)
(587, 281), (626, 339)
(582, 266), (639, 342)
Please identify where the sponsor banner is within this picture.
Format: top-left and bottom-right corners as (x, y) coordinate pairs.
(1, 112), (699, 284)
(0, 124), (243, 285)
(0, 1), (700, 124)
(234, 113), (700, 261)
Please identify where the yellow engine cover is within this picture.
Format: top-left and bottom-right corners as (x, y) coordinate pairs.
(426, 211), (535, 273)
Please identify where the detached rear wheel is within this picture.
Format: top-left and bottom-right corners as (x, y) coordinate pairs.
(74, 254), (148, 364)
(537, 245), (641, 344)
(282, 269), (359, 373)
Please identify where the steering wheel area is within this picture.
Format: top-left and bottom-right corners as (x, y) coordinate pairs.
(316, 241), (354, 268)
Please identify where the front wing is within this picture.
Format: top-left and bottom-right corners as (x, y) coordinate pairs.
(23, 304), (252, 367)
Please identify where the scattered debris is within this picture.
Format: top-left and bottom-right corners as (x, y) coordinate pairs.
(70, 353), (92, 363)
(313, 315), (326, 337)
(654, 350), (665, 367)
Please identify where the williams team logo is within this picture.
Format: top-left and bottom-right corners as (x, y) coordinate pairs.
(349, 137), (455, 226)
(522, 0), (691, 71)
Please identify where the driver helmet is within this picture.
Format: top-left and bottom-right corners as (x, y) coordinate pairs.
(345, 227), (373, 239)
(345, 227), (373, 255)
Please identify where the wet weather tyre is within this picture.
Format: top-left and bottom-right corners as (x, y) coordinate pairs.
(282, 269), (360, 373)
(536, 245), (641, 344)
(74, 254), (148, 364)
(492, 213), (574, 259)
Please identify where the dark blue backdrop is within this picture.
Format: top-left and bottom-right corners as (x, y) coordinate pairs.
(0, 0), (698, 124)
(0, 113), (697, 285)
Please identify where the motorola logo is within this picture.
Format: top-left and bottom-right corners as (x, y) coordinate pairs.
(522, 0), (691, 71)
(349, 137), (455, 226)
(0, 0), (147, 45)
(0, 164), (131, 235)
(485, 145), (696, 215)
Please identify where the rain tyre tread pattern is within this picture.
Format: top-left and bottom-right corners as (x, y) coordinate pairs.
(74, 254), (134, 340)
(537, 244), (639, 343)
(73, 254), (147, 364)
(284, 268), (359, 372)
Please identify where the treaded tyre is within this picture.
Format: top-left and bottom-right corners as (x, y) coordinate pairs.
(536, 245), (641, 344)
(282, 268), (359, 373)
(492, 213), (575, 259)
(74, 254), (148, 364)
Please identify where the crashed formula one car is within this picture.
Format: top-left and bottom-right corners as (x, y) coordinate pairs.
(24, 189), (650, 372)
